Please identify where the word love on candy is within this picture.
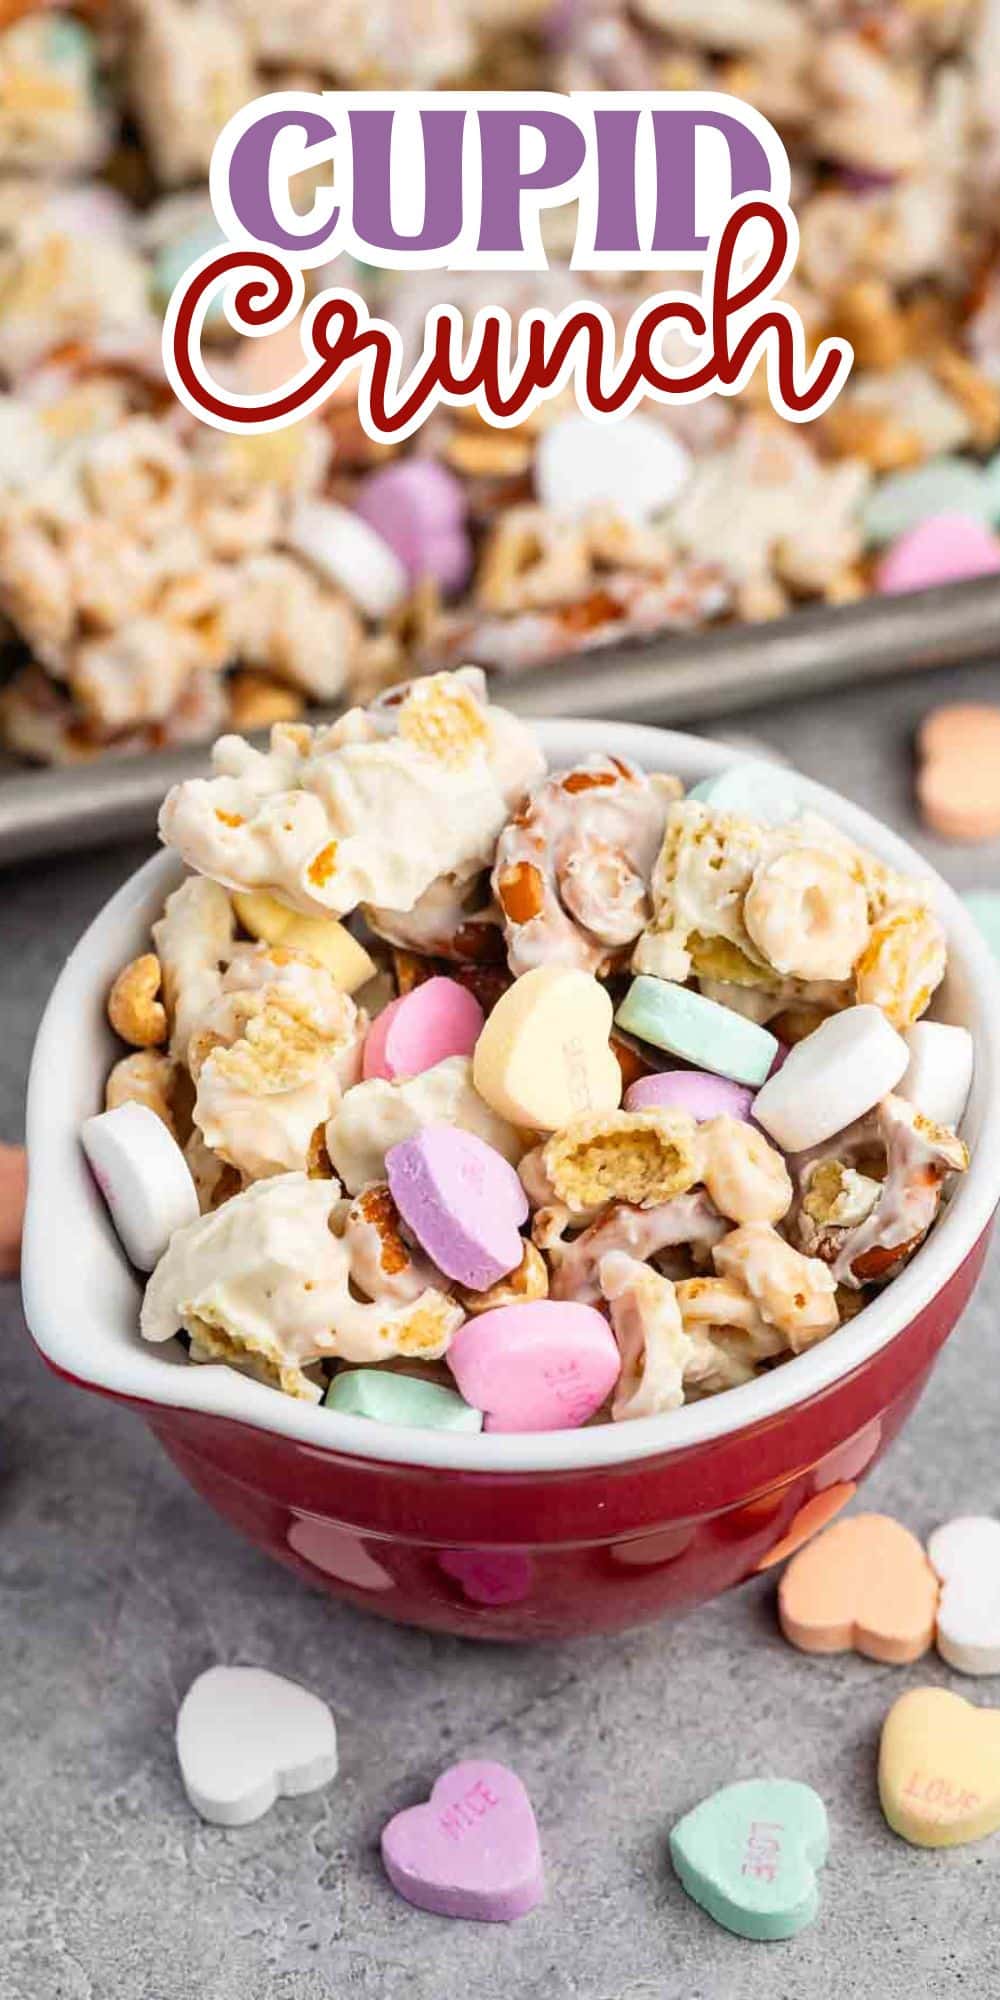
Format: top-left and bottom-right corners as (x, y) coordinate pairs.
(879, 1688), (1000, 1849)
(778, 1514), (938, 1665)
(669, 1779), (829, 1942)
(165, 92), (852, 442)
(382, 1759), (544, 1922)
(176, 1666), (338, 1827)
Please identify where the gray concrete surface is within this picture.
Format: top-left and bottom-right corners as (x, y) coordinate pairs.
(3, 660), (1000, 2000)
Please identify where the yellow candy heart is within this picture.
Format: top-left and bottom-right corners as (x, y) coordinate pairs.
(233, 890), (375, 994)
(472, 965), (622, 1131)
(879, 1687), (1000, 1848)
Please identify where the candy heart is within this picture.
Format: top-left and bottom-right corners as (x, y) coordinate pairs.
(231, 890), (375, 993)
(325, 1366), (483, 1433)
(875, 512), (1000, 595)
(535, 410), (691, 524)
(176, 1665), (338, 1826)
(928, 1516), (1000, 1675)
(897, 1021), (973, 1131)
(615, 977), (778, 1088)
(381, 1759), (544, 1921)
(688, 760), (804, 828)
(447, 1300), (620, 1432)
(473, 964), (622, 1130)
(752, 1005), (908, 1153)
(363, 976), (484, 1083)
(916, 703), (1000, 842)
(878, 1687), (1000, 1847)
(80, 1102), (199, 1271)
(624, 1067), (754, 1122)
(285, 497), (408, 620)
(778, 1512), (938, 1664)
(386, 1125), (527, 1291)
(354, 461), (471, 594)
(669, 1779), (829, 1942)
(863, 458), (994, 547)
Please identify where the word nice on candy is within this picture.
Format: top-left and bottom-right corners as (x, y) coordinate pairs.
(382, 1759), (544, 1921)
(165, 92), (853, 442)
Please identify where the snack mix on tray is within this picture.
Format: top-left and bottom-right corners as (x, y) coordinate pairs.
(85, 669), (972, 1429)
(1, 0), (1000, 759)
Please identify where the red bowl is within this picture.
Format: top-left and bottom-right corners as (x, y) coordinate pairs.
(23, 720), (1000, 1639)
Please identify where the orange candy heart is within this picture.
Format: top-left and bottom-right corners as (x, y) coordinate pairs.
(777, 1512), (938, 1664)
(916, 704), (1000, 842)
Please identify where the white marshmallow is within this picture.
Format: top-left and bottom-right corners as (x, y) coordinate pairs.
(928, 1517), (1000, 1677)
(285, 499), (408, 621)
(897, 1021), (973, 1132)
(752, 1005), (909, 1154)
(177, 1665), (338, 1826)
(81, 1101), (199, 1270)
(535, 411), (691, 524)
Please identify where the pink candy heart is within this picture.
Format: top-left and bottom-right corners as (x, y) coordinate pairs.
(363, 976), (484, 1083)
(624, 1068), (754, 1121)
(354, 461), (471, 594)
(447, 1300), (620, 1432)
(386, 1125), (527, 1291)
(876, 513), (1000, 595)
(381, 1759), (544, 1921)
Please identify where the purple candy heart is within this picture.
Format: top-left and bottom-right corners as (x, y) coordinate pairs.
(386, 1124), (527, 1291)
(354, 461), (471, 594)
(381, 1759), (544, 1921)
(624, 1068), (755, 1122)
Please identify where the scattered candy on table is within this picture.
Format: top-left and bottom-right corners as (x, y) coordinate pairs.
(777, 1514), (938, 1665)
(928, 1517), (1000, 1677)
(669, 1779), (829, 1943)
(916, 703), (1000, 842)
(381, 1759), (544, 1922)
(878, 1688), (1000, 1850)
(175, 1666), (339, 1827)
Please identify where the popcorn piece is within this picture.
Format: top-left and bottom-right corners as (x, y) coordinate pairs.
(125, 0), (256, 188)
(152, 875), (235, 1062)
(600, 1251), (695, 1420)
(695, 1116), (793, 1226)
(855, 907), (948, 1030)
(0, 16), (109, 178)
(141, 1174), (464, 1395)
(191, 974), (365, 1182)
(107, 953), (167, 1049)
(493, 755), (679, 977)
(520, 1108), (699, 1224)
(224, 554), (361, 704)
(713, 1222), (840, 1351)
(184, 1126), (242, 1214)
(158, 671), (541, 921)
(666, 420), (869, 597)
(326, 1054), (525, 1195)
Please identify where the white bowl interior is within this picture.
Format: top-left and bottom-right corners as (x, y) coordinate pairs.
(23, 719), (1000, 1474)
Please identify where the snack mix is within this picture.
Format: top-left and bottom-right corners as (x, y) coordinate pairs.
(1, 1), (999, 760)
(87, 668), (972, 1430)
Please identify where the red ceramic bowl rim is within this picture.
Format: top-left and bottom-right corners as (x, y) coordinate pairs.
(22, 717), (1000, 1474)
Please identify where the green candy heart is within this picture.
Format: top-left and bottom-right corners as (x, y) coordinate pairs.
(325, 1368), (483, 1433)
(688, 761), (804, 828)
(863, 459), (993, 547)
(670, 1778), (829, 1942)
(616, 976), (777, 1086)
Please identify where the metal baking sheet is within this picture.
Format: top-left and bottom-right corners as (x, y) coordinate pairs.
(2, 572), (999, 868)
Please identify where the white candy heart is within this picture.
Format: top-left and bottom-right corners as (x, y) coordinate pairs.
(752, 1005), (909, 1154)
(80, 1101), (198, 1271)
(285, 498), (408, 620)
(535, 411), (691, 523)
(176, 1665), (338, 1826)
(897, 1021), (973, 1132)
(928, 1517), (1000, 1676)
